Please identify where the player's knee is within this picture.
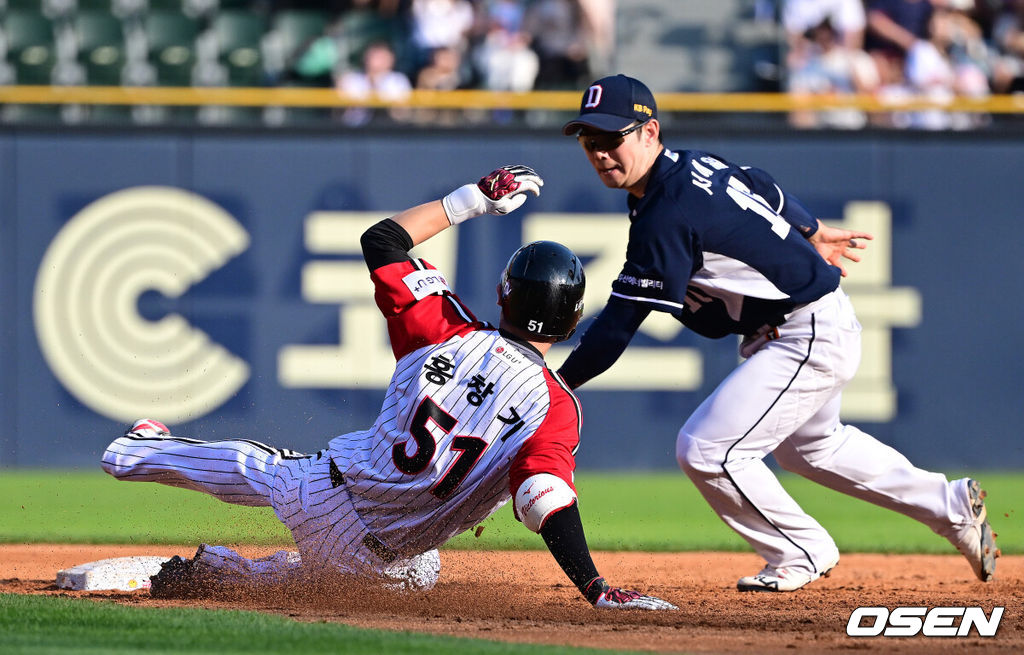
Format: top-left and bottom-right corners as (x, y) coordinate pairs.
(772, 443), (812, 475)
(100, 442), (133, 478)
(676, 428), (718, 475)
(514, 474), (577, 533)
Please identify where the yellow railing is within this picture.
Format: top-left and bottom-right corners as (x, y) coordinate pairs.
(1, 86), (1024, 113)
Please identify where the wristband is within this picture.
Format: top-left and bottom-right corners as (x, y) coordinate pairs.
(441, 184), (488, 225)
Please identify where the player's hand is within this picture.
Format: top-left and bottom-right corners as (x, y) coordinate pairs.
(808, 220), (873, 277)
(476, 165), (543, 215)
(586, 577), (678, 610)
(441, 165), (543, 225)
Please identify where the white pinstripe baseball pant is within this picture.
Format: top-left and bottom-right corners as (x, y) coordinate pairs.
(101, 434), (440, 589)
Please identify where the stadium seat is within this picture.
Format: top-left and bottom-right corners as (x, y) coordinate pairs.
(6, 0), (46, 11)
(84, 103), (135, 124)
(147, 0), (188, 11)
(211, 10), (267, 86)
(148, 0), (218, 19)
(265, 9), (328, 83)
(258, 8), (330, 124)
(3, 10), (57, 85)
(143, 10), (200, 86)
(76, 0), (145, 18)
(74, 10), (126, 86)
(340, 9), (401, 67)
(197, 103), (262, 126)
(1, 104), (63, 124)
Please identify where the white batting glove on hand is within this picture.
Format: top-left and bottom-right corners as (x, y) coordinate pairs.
(441, 164), (543, 225)
(585, 577), (678, 611)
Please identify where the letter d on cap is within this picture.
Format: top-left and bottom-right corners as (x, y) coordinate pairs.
(584, 85), (603, 108)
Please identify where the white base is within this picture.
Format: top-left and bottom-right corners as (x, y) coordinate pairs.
(56, 556), (169, 591)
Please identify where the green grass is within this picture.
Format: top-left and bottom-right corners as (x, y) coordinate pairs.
(1, 470), (1020, 554)
(1, 470), (1019, 655)
(0, 594), (628, 655)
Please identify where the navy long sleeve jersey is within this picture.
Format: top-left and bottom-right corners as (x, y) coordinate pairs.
(558, 148), (841, 389)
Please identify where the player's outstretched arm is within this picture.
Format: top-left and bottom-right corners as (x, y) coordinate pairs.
(387, 165), (544, 247)
(535, 500), (677, 610)
(808, 220), (874, 277)
(361, 165), (543, 269)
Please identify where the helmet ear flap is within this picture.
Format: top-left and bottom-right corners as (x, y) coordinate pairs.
(497, 279), (512, 311)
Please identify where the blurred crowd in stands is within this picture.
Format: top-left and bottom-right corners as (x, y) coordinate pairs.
(302, 0), (1024, 129)
(772, 0), (1024, 129)
(303, 0), (616, 126)
(2, 0), (1022, 129)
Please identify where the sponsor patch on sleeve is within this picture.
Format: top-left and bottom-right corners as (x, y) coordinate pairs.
(403, 269), (450, 300)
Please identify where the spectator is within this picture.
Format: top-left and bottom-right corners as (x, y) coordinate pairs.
(478, 0), (528, 34)
(414, 45), (466, 124)
(409, 0), (476, 74)
(474, 0), (540, 92)
(782, 0), (873, 130)
(577, 0), (615, 79)
(416, 44), (465, 90)
(783, 0), (867, 53)
(932, 2), (992, 96)
(787, 18), (880, 129)
(866, 0), (936, 57)
(992, 0), (1024, 92)
(864, 0), (997, 129)
(523, 0), (590, 89)
(335, 41), (413, 126)
(904, 4), (991, 128)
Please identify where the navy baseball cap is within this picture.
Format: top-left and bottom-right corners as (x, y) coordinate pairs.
(561, 74), (658, 136)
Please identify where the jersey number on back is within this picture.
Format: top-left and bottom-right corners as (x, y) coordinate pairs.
(726, 177), (790, 239)
(392, 397), (488, 500)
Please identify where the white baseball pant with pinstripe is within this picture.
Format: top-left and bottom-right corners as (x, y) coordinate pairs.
(101, 433), (440, 590)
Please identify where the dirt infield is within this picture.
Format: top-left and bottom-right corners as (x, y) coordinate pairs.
(1, 545), (1020, 654)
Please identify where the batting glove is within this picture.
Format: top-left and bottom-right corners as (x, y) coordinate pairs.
(585, 576), (678, 611)
(441, 165), (543, 225)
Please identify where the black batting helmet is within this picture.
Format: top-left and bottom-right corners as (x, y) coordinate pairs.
(498, 240), (585, 342)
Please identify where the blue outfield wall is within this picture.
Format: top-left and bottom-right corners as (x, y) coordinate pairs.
(1, 127), (1022, 470)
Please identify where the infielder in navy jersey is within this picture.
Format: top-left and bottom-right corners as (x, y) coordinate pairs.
(558, 75), (999, 592)
(102, 165), (675, 610)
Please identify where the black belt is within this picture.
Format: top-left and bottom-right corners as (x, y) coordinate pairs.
(328, 457), (345, 488)
(362, 533), (398, 563)
(323, 456), (396, 563)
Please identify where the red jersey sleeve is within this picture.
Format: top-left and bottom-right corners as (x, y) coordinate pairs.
(372, 259), (485, 360)
(508, 370), (581, 495)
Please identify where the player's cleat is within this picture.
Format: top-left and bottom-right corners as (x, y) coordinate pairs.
(126, 419), (171, 439)
(149, 545), (214, 598)
(737, 554), (839, 592)
(584, 576), (678, 610)
(947, 479), (998, 582)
